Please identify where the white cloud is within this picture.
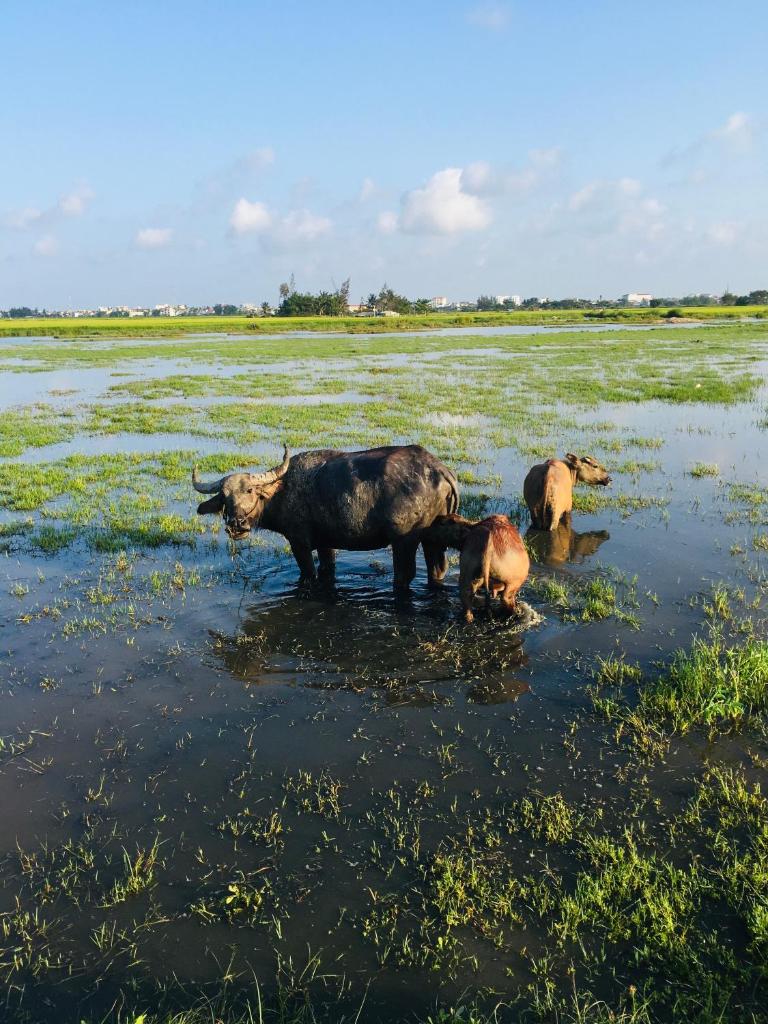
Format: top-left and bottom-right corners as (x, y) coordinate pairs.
(359, 177), (377, 201)
(377, 210), (398, 234)
(5, 182), (94, 230)
(230, 198), (272, 234)
(229, 199), (331, 245)
(247, 146), (275, 168)
(7, 206), (43, 229)
(277, 209), (332, 241)
(60, 185), (94, 217)
(461, 161), (493, 194)
(568, 182), (600, 212)
(400, 168), (492, 235)
(462, 148), (562, 197)
(707, 221), (740, 246)
(716, 111), (752, 143)
(136, 227), (173, 249)
(560, 178), (666, 243)
(34, 235), (59, 256)
(467, 2), (510, 30)
(663, 111), (758, 166)
(617, 177), (642, 196)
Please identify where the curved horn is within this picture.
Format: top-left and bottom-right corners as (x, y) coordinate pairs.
(251, 445), (290, 486)
(192, 466), (228, 494)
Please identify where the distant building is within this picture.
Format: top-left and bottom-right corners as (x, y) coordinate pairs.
(346, 303), (370, 314)
(620, 293), (653, 306)
(494, 295), (510, 306)
(154, 303), (187, 317)
(508, 295), (523, 307)
(430, 296), (449, 309)
(377, 309), (400, 317)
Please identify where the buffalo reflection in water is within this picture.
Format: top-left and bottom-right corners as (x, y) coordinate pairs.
(208, 574), (528, 699)
(525, 516), (610, 568)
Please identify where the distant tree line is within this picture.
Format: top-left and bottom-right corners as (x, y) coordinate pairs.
(4, 288), (768, 320)
(2, 306), (42, 317)
(719, 290), (768, 306)
(273, 278), (433, 316)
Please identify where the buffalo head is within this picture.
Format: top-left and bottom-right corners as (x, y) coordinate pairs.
(192, 446), (290, 538)
(564, 453), (612, 486)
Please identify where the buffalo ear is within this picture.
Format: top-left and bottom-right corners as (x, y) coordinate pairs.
(197, 494), (224, 515)
(565, 453), (580, 467)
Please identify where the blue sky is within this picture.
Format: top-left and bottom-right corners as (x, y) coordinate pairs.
(2, 0), (767, 307)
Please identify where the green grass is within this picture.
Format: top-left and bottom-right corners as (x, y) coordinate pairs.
(688, 462), (720, 477)
(0, 304), (764, 340)
(2, 304), (767, 339)
(643, 632), (768, 731)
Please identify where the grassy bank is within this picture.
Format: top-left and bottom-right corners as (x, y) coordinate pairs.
(1, 305), (767, 339)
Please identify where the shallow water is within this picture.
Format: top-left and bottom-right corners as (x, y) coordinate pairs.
(1, 332), (767, 1021)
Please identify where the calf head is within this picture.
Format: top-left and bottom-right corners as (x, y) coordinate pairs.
(426, 513), (476, 549)
(564, 453), (611, 486)
(192, 447), (290, 538)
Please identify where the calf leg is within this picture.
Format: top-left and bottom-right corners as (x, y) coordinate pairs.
(459, 566), (480, 623)
(422, 540), (448, 587)
(392, 538), (419, 590)
(499, 583), (520, 617)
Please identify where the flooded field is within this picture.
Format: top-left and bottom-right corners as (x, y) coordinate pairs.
(1, 323), (768, 1024)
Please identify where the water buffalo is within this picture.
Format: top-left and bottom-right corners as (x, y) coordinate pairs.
(425, 513), (530, 622)
(523, 454), (611, 530)
(192, 444), (459, 588)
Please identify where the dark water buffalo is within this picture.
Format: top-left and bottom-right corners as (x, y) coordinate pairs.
(192, 444), (459, 588)
(523, 454), (611, 530)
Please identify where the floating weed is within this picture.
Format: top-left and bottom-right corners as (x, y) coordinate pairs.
(528, 575), (571, 609)
(283, 769), (344, 820)
(689, 462), (720, 478)
(578, 578), (617, 621)
(101, 838), (161, 907)
(703, 583), (733, 621)
(509, 792), (583, 845)
(190, 871), (274, 927)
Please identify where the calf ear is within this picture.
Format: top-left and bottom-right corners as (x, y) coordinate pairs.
(197, 494), (224, 515)
(565, 453), (580, 467)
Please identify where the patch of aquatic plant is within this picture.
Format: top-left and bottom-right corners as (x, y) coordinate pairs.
(688, 462), (720, 477)
(0, 408), (77, 457)
(593, 630), (768, 738)
(640, 631), (768, 733)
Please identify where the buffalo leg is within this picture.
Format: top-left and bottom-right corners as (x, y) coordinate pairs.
(318, 547), (336, 577)
(422, 540), (448, 587)
(392, 538), (418, 590)
(499, 584), (519, 617)
(289, 539), (317, 580)
(459, 566), (479, 623)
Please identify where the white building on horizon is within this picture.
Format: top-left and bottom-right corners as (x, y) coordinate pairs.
(621, 292), (653, 306)
(430, 296), (449, 309)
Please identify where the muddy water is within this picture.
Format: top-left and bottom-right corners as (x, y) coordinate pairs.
(0, 343), (767, 1019)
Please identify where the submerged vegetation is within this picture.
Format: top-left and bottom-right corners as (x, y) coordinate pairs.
(0, 319), (767, 1022)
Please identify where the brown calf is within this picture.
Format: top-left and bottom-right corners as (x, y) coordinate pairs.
(425, 513), (530, 622)
(523, 454), (611, 531)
